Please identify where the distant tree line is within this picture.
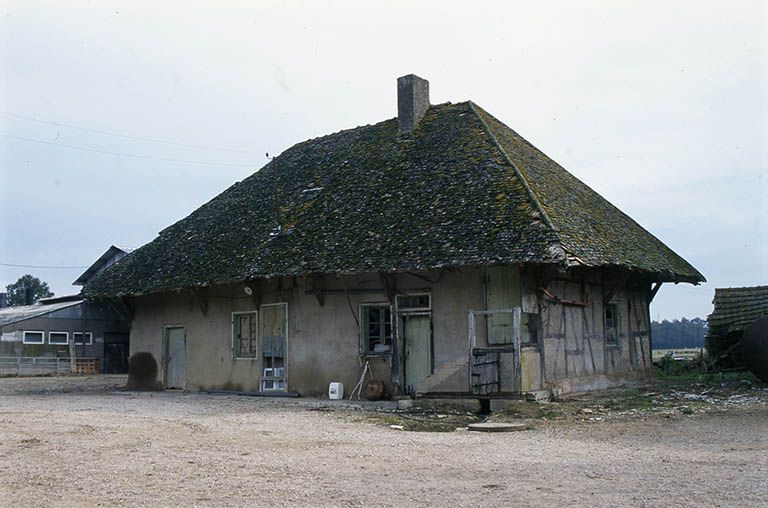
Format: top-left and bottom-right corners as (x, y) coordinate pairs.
(651, 317), (707, 350)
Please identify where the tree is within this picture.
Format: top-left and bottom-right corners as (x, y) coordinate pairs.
(5, 275), (54, 306)
(651, 317), (708, 349)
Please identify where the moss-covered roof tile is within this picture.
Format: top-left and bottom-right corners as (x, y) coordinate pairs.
(85, 101), (703, 297)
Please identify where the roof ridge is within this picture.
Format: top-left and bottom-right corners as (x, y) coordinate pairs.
(468, 101), (558, 233)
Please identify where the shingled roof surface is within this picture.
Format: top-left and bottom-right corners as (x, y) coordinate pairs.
(708, 286), (768, 336)
(85, 101), (703, 297)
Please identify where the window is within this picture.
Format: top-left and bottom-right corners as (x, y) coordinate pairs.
(362, 304), (392, 354)
(49, 331), (69, 345)
(73, 332), (93, 345)
(396, 294), (430, 311)
(22, 331), (44, 344)
(604, 304), (619, 344)
(233, 312), (258, 358)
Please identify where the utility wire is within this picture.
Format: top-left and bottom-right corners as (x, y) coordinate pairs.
(0, 262), (87, 269)
(1, 111), (261, 155)
(0, 134), (259, 167)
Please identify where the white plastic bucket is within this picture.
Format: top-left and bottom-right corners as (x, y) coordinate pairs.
(328, 382), (344, 400)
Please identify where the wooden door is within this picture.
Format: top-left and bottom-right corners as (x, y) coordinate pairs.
(404, 315), (432, 393)
(486, 266), (522, 345)
(165, 326), (186, 389)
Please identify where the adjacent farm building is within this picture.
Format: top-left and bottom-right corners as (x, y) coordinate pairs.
(0, 245), (131, 375)
(707, 285), (768, 376)
(85, 75), (704, 398)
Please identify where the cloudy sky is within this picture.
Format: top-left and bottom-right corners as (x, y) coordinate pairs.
(1, 1), (765, 320)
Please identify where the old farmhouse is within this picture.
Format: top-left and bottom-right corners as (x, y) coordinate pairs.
(85, 75), (704, 398)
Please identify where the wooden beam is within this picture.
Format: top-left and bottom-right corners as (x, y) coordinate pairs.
(379, 273), (397, 304)
(648, 282), (663, 303)
(308, 276), (325, 307)
(190, 289), (208, 316)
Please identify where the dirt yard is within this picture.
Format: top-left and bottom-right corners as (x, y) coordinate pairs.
(0, 376), (766, 507)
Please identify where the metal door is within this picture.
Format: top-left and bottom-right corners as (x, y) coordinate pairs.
(404, 315), (432, 393)
(165, 326), (186, 389)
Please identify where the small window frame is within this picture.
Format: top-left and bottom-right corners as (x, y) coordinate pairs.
(360, 303), (393, 356)
(48, 331), (69, 345)
(22, 331), (45, 345)
(395, 293), (431, 313)
(72, 332), (93, 345)
(232, 311), (259, 359)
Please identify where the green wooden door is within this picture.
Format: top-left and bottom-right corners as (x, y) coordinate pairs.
(404, 315), (432, 393)
(165, 327), (186, 389)
(486, 266), (523, 345)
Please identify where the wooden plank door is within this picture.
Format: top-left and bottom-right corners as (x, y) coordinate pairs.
(486, 266), (522, 345)
(165, 326), (186, 389)
(404, 315), (432, 393)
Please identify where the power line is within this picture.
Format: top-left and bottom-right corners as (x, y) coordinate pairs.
(0, 262), (87, 269)
(1, 111), (262, 155)
(0, 134), (259, 167)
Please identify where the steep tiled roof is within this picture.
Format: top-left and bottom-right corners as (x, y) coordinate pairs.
(85, 101), (703, 297)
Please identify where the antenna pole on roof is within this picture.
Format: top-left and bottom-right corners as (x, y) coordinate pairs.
(266, 152), (282, 229)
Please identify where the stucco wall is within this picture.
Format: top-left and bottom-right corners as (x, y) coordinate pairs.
(130, 268), (486, 396)
(128, 266), (652, 397)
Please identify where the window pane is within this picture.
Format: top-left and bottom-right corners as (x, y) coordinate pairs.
(397, 295), (430, 309)
(362, 305), (392, 353)
(24, 332), (44, 344)
(49, 332), (68, 345)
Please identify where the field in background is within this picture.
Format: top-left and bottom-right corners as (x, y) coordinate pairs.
(652, 348), (705, 362)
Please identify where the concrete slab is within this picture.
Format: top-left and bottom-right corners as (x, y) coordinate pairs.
(468, 422), (527, 433)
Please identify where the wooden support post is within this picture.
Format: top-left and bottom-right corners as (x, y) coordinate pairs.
(648, 282), (663, 303)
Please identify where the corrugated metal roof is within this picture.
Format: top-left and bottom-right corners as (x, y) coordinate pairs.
(0, 300), (83, 327)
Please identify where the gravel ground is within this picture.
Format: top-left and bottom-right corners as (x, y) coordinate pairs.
(0, 376), (766, 507)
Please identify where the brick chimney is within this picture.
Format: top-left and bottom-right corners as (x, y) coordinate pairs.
(397, 74), (430, 133)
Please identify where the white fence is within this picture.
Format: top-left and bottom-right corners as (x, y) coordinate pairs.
(0, 357), (76, 376)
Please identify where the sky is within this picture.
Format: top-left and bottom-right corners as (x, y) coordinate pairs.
(0, 1), (766, 320)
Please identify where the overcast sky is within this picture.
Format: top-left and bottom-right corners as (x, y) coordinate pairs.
(1, 1), (766, 320)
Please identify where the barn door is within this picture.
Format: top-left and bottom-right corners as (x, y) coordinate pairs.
(164, 326), (186, 389)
